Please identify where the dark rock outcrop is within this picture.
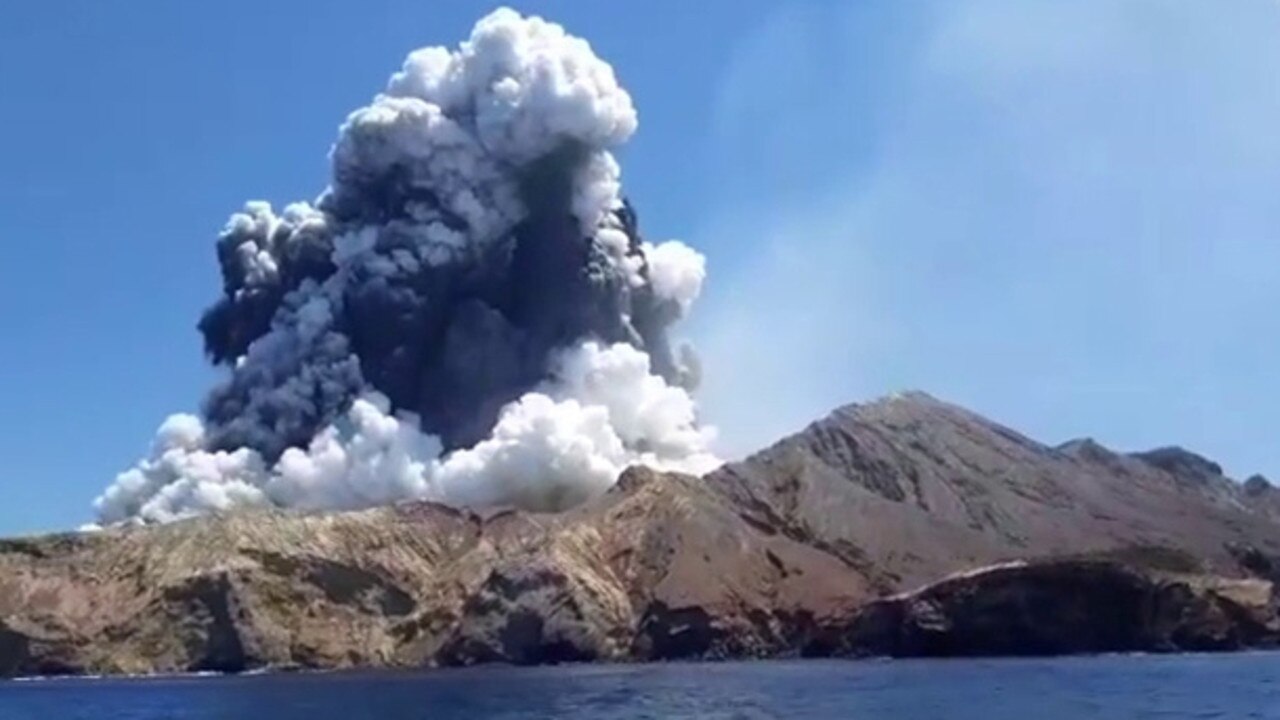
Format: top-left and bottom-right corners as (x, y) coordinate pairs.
(0, 391), (1277, 676)
(1245, 474), (1273, 496)
(842, 558), (1280, 657)
(1130, 447), (1226, 485)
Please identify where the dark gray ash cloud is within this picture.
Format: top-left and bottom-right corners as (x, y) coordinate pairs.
(94, 8), (715, 525)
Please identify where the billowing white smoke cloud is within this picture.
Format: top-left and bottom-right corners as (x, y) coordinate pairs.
(94, 8), (717, 525)
(643, 241), (707, 315)
(95, 416), (271, 524)
(97, 342), (716, 524)
(436, 341), (718, 512)
(334, 5), (636, 244)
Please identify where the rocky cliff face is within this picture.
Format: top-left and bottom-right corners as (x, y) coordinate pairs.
(2, 392), (1278, 676)
(711, 392), (1280, 592)
(842, 558), (1280, 657)
(0, 469), (866, 676)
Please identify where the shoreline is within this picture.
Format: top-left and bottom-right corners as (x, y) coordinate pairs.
(8, 646), (1280, 684)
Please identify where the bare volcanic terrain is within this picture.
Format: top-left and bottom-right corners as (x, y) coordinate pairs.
(712, 391), (1280, 592)
(3, 392), (1280, 677)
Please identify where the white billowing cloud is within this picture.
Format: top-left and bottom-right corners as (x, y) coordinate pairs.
(94, 414), (270, 525)
(267, 394), (443, 512)
(433, 394), (623, 512)
(386, 7), (637, 163)
(96, 341), (718, 522)
(572, 150), (624, 233)
(435, 340), (718, 511)
(371, 5), (638, 236)
(548, 341), (715, 466)
(315, 4), (641, 266)
(642, 241), (706, 315)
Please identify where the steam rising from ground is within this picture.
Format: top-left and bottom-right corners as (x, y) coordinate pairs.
(94, 8), (716, 525)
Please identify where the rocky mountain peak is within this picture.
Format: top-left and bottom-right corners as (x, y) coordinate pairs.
(1130, 446), (1226, 484)
(1245, 474), (1274, 496)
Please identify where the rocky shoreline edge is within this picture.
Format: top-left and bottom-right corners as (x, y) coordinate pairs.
(5, 393), (1280, 678)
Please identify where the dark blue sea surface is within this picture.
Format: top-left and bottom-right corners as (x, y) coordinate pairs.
(1, 654), (1278, 719)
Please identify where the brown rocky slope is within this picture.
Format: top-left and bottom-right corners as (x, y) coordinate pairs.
(2, 392), (1279, 676)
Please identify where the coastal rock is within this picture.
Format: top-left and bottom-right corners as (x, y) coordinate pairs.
(2, 392), (1280, 676)
(0, 468), (866, 675)
(843, 558), (1280, 656)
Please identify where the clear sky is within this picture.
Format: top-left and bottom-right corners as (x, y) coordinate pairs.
(1, 0), (1277, 535)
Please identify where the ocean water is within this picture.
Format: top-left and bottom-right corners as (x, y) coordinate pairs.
(1, 654), (1278, 720)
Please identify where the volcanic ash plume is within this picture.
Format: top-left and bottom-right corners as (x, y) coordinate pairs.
(94, 8), (717, 525)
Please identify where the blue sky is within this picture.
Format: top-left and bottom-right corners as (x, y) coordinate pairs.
(1, 0), (1277, 535)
